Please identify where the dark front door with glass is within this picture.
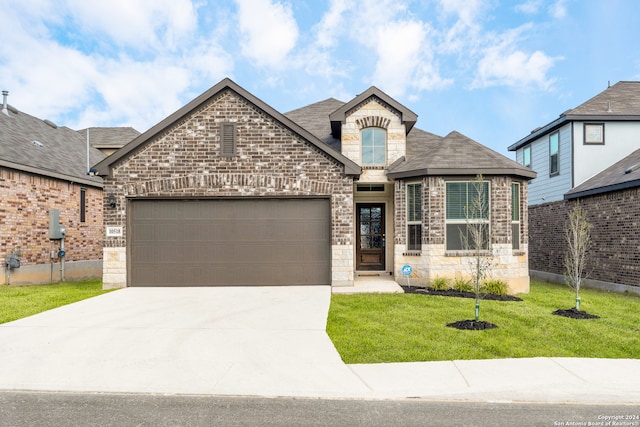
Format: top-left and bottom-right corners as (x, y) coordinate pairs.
(356, 203), (385, 271)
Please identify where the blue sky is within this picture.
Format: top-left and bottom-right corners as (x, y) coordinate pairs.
(1, 0), (639, 157)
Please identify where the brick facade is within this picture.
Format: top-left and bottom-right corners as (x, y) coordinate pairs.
(0, 168), (103, 284)
(394, 175), (530, 293)
(102, 89), (355, 288)
(529, 187), (640, 289)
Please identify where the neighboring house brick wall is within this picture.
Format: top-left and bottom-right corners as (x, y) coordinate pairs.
(529, 189), (640, 290)
(103, 89), (354, 288)
(0, 168), (103, 284)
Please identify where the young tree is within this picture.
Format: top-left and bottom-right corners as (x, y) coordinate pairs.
(460, 174), (493, 321)
(563, 203), (592, 310)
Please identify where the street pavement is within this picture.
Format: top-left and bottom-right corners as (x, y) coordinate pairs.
(0, 284), (638, 404)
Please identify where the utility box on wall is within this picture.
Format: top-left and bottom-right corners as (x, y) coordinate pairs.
(48, 209), (66, 240)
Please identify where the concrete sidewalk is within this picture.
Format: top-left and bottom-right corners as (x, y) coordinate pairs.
(0, 286), (637, 403)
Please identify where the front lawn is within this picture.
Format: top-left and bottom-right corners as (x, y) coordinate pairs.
(326, 280), (640, 363)
(0, 279), (114, 324)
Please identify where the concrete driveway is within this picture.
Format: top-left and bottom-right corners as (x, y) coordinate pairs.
(0, 287), (370, 397)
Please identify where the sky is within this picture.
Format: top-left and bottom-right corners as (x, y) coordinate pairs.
(1, 0), (639, 157)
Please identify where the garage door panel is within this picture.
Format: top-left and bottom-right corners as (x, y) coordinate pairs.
(130, 199), (330, 287)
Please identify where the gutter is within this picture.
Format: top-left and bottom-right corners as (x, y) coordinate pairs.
(564, 178), (640, 200)
(0, 159), (103, 189)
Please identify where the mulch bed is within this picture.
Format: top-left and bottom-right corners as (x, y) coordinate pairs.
(400, 285), (523, 302)
(446, 320), (498, 330)
(552, 308), (600, 319)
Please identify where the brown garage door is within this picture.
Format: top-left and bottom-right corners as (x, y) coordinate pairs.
(129, 198), (331, 287)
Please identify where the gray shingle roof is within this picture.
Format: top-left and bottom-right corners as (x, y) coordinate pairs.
(568, 81), (640, 115)
(285, 99), (535, 180)
(565, 148), (640, 199)
(284, 98), (343, 151)
(77, 127), (140, 149)
(388, 130), (536, 179)
(0, 107), (105, 187)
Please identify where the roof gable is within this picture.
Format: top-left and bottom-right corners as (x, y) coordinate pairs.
(328, 86), (417, 138)
(388, 130), (536, 180)
(95, 78), (360, 177)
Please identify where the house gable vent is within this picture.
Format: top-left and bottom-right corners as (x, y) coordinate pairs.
(221, 122), (237, 156)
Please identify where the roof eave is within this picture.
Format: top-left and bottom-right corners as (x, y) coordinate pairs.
(388, 167), (537, 180)
(509, 114), (640, 152)
(0, 159), (103, 188)
(565, 179), (640, 200)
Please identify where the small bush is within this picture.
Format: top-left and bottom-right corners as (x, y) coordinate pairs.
(481, 279), (509, 296)
(453, 277), (473, 293)
(430, 276), (451, 291)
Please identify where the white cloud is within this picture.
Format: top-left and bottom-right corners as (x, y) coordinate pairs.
(473, 26), (560, 91)
(548, 0), (568, 19)
(515, 0), (544, 15)
(371, 21), (452, 96)
(235, 0), (299, 68)
(314, 0), (350, 49)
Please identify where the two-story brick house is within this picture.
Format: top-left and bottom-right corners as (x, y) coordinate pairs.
(95, 78), (535, 293)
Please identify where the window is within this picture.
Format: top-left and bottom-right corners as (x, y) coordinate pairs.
(446, 181), (490, 251)
(522, 145), (531, 168)
(361, 128), (386, 165)
(512, 183), (520, 250)
(80, 188), (86, 223)
(221, 122), (237, 156)
(356, 184), (385, 192)
(549, 131), (559, 176)
(584, 123), (604, 144)
(406, 183), (422, 251)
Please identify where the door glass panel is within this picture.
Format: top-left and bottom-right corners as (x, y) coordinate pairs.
(371, 207), (381, 219)
(372, 222), (381, 235)
(361, 236), (371, 249)
(360, 208), (370, 221)
(372, 236), (382, 248)
(360, 223), (370, 235)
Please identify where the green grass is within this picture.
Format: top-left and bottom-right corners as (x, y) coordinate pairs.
(327, 280), (640, 363)
(0, 279), (115, 324)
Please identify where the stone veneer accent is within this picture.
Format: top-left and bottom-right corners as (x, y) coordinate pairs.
(102, 89), (355, 289)
(340, 98), (406, 169)
(529, 187), (640, 291)
(394, 175), (530, 294)
(0, 168), (103, 285)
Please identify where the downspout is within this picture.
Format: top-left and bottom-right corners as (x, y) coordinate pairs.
(86, 128), (90, 175)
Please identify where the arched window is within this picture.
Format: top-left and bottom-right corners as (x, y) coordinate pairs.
(361, 128), (386, 165)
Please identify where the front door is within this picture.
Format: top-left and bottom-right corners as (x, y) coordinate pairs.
(356, 203), (385, 271)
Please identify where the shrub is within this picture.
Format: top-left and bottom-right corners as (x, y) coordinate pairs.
(481, 279), (509, 296)
(453, 277), (473, 293)
(430, 276), (451, 291)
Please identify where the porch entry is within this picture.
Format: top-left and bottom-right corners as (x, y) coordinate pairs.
(356, 203), (385, 271)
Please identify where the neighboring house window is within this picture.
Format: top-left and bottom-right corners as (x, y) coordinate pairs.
(445, 181), (490, 251)
(512, 183), (520, 250)
(522, 145), (531, 168)
(406, 183), (422, 251)
(361, 127), (386, 165)
(80, 188), (86, 223)
(221, 122), (237, 156)
(549, 131), (559, 176)
(584, 123), (604, 144)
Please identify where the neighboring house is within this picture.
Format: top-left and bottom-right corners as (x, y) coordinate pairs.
(527, 148), (640, 295)
(0, 91), (105, 285)
(509, 81), (640, 206)
(509, 81), (640, 293)
(95, 78), (535, 293)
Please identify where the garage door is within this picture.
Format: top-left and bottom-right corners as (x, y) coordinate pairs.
(129, 198), (331, 287)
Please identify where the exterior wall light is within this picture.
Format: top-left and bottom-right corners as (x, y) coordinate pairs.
(108, 194), (117, 208)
